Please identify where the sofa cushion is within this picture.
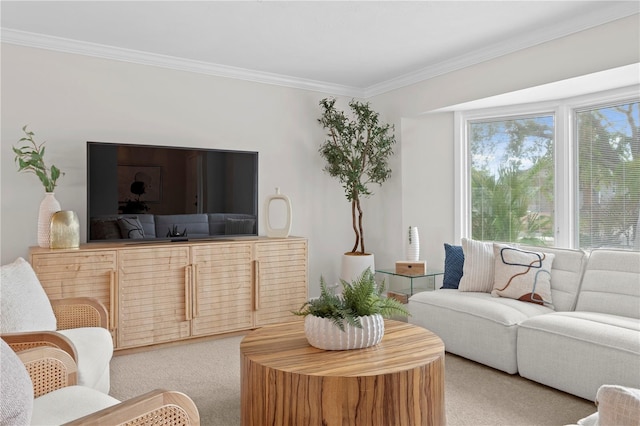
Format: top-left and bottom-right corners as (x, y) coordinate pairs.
(575, 249), (640, 318)
(442, 243), (464, 289)
(90, 219), (122, 240)
(225, 217), (256, 235)
(458, 238), (495, 292)
(0, 257), (57, 333)
(492, 243), (554, 306)
(117, 217), (145, 239)
(155, 214), (210, 238)
(409, 289), (553, 374)
(517, 311), (640, 400)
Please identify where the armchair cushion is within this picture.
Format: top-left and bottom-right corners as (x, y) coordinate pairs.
(0, 257), (56, 333)
(31, 385), (120, 425)
(58, 327), (113, 393)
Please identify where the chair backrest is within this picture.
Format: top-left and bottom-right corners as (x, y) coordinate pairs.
(575, 249), (640, 318)
(0, 258), (57, 333)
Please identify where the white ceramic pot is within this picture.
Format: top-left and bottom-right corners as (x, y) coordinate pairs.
(340, 253), (375, 283)
(38, 192), (61, 248)
(304, 313), (385, 350)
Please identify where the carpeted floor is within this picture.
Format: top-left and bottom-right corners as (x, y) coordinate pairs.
(110, 334), (595, 425)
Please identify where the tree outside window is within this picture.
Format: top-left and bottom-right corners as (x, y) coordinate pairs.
(577, 101), (640, 249)
(469, 115), (555, 246)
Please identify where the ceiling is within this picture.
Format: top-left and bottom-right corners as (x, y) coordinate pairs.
(1, 1), (638, 97)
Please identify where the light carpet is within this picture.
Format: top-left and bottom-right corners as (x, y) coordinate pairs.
(110, 335), (595, 425)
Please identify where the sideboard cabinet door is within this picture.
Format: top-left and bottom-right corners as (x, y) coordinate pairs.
(253, 239), (308, 327)
(117, 246), (191, 349)
(30, 249), (117, 342)
(191, 242), (254, 336)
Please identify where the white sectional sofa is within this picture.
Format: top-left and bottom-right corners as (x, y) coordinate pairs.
(408, 241), (640, 401)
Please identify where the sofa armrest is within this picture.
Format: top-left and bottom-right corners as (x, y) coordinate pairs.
(51, 297), (108, 330)
(2, 331), (78, 364)
(64, 389), (201, 426)
(17, 346), (78, 397)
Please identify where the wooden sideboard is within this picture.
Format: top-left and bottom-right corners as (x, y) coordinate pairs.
(29, 237), (308, 350)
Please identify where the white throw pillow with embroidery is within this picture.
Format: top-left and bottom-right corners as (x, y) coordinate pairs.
(0, 257), (56, 333)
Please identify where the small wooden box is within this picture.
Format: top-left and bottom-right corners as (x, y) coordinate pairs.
(395, 261), (427, 275)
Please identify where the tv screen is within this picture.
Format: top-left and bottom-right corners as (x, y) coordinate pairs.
(87, 142), (258, 242)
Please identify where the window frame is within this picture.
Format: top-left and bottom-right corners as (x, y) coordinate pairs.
(455, 85), (639, 249)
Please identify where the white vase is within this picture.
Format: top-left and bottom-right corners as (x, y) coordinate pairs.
(38, 192), (61, 248)
(407, 226), (420, 261)
(304, 314), (385, 350)
(264, 187), (292, 238)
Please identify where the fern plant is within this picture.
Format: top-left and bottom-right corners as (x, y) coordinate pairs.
(293, 268), (410, 331)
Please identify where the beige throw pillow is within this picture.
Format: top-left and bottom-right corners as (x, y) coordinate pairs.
(596, 385), (640, 426)
(491, 243), (554, 306)
(458, 238), (495, 292)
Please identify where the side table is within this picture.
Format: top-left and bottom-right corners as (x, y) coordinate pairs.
(376, 268), (444, 297)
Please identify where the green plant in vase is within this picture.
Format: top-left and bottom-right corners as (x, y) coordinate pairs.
(293, 268), (410, 331)
(13, 125), (64, 192)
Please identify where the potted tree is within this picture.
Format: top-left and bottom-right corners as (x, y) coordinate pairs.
(293, 268), (409, 350)
(318, 98), (396, 281)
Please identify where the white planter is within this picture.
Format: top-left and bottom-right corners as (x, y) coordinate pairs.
(407, 226), (420, 261)
(38, 192), (61, 248)
(340, 253), (375, 283)
(304, 314), (385, 350)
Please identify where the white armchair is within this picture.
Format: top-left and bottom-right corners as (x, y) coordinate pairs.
(0, 257), (113, 393)
(0, 340), (200, 425)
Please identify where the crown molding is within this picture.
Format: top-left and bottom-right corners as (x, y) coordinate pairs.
(0, 28), (365, 98)
(364, 4), (640, 98)
(2, 2), (637, 100)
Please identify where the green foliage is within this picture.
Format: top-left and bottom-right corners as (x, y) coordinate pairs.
(292, 268), (410, 331)
(12, 125), (64, 192)
(318, 98), (396, 254)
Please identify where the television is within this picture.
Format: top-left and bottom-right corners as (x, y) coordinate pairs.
(87, 142), (258, 242)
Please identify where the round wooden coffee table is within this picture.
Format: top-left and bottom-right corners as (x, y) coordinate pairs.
(240, 319), (445, 426)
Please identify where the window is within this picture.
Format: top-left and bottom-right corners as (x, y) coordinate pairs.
(457, 88), (639, 250)
(469, 114), (554, 245)
(577, 101), (640, 249)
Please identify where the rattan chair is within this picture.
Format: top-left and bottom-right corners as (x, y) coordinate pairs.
(9, 343), (200, 425)
(1, 258), (113, 393)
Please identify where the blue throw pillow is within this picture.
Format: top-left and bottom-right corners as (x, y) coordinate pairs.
(442, 243), (464, 289)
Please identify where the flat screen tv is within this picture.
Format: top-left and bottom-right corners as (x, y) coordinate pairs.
(87, 142), (258, 242)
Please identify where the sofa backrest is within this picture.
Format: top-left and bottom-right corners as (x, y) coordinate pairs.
(575, 249), (640, 318)
(520, 245), (588, 312)
(154, 214), (210, 238)
(208, 213), (257, 236)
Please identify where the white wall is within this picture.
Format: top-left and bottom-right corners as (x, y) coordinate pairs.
(370, 15), (639, 272)
(2, 15), (638, 296)
(0, 44), (360, 292)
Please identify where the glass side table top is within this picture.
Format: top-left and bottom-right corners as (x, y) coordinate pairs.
(375, 268), (444, 278)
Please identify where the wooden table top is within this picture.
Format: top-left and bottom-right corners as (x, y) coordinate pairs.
(240, 319), (444, 377)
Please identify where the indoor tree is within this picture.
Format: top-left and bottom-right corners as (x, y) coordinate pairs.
(318, 98), (396, 255)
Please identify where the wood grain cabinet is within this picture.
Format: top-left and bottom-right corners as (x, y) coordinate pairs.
(30, 237), (307, 350)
